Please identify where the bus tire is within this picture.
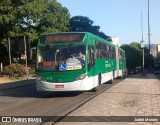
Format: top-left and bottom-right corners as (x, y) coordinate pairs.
(120, 75), (124, 79)
(108, 79), (113, 84)
(91, 86), (98, 92)
(108, 71), (114, 84)
(120, 71), (124, 79)
(120, 70), (125, 79)
(98, 74), (101, 85)
(91, 74), (101, 92)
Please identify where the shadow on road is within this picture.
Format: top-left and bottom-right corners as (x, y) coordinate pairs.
(1, 73), (157, 98)
(0, 79), (35, 91)
(0, 79), (83, 98)
(127, 73), (159, 80)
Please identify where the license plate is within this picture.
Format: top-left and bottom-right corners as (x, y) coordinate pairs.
(55, 85), (64, 88)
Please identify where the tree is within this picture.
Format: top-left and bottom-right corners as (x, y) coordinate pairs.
(0, 0), (70, 43)
(121, 42), (154, 72)
(0, 0), (16, 41)
(144, 47), (154, 68)
(121, 44), (141, 72)
(37, 0), (70, 34)
(69, 16), (110, 40)
(0, 0), (70, 64)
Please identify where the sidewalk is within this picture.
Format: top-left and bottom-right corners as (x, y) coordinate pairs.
(57, 74), (160, 125)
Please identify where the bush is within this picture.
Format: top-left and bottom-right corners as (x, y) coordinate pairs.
(29, 69), (35, 77)
(4, 63), (26, 78)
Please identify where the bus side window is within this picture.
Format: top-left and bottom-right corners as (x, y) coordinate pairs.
(96, 41), (100, 58)
(88, 46), (95, 71)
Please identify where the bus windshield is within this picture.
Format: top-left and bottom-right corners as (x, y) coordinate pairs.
(37, 44), (86, 71)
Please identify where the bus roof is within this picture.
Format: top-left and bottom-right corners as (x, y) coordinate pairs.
(40, 32), (116, 48)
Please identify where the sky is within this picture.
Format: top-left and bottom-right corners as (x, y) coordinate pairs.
(57, 0), (160, 45)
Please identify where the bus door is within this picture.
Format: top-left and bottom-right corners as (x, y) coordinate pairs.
(88, 45), (95, 71)
(88, 45), (96, 86)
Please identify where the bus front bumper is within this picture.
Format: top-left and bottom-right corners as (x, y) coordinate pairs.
(36, 76), (95, 91)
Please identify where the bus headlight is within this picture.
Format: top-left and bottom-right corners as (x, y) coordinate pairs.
(75, 73), (87, 81)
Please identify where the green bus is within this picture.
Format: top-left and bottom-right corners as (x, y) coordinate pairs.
(36, 32), (126, 91)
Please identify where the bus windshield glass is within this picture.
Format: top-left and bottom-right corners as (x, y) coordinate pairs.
(37, 45), (86, 71)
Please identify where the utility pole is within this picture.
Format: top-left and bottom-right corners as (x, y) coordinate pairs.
(141, 11), (144, 71)
(141, 11), (146, 76)
(148, 0), (151, 53)
(8, 37), (11, 65)
(24, 36), (29, 79)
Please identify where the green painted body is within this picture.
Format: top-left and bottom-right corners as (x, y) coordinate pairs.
(88, 59), (116, 77)
(119, 48), (126, 70)
(119, 59), (126, 70)
(36, 32), (126, 83)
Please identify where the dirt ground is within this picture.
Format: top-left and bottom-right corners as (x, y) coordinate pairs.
(0, 77), (16, 84)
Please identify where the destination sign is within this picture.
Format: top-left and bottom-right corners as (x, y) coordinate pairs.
(41, 33), (85, 43)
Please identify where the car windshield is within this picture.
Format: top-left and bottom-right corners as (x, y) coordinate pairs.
(37, 44), (86, 71)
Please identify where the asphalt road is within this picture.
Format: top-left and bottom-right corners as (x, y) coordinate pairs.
(0, 78), (123, 124)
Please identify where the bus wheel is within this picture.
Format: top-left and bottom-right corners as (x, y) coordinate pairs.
(120, 74), (124, 79)
(91, 74), (101, 92)
(120, 71), (124, 79)
(108, 71), (114, 84)
(91, 86), (98, 92)
(98, 74), (101, 85)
